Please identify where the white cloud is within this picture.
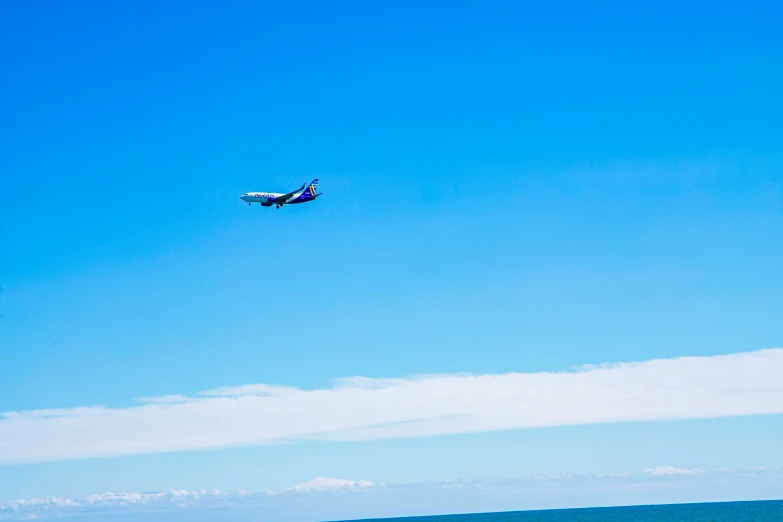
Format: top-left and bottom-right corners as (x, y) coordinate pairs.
(1, 468), (781, 521)
(291, 477), (375, 492)
(596, 472), (633, 479)
(0, 488), (232, 519)
(1, 349), (782, 464)
(642, 466), (705, 476)
(85, 492), (164, 505)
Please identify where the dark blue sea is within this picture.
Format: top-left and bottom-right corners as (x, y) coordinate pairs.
(345, 501), (783, 522)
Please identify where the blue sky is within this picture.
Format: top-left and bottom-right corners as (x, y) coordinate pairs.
(1, 0), (782, 517)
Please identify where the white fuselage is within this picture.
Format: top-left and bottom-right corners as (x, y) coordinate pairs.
(240, 179), (319, 207)
(240, 192), (302, 206)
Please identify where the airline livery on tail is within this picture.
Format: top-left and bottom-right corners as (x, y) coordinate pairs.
(240, 179), (322, 208)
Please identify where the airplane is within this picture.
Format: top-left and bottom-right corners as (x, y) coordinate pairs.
(240, 179), (322, 208)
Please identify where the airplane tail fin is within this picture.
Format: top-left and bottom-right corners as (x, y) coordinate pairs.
(305, 179), (319, 197)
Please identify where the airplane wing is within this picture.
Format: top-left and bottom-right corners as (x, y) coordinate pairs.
(273, 183), (306, 206)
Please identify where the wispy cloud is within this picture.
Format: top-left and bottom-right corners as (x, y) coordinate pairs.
(642, 466), (705, 476)
(1, 349), (782, 464)
(291, 477), (375, 492)
(1, 468), (780, 521)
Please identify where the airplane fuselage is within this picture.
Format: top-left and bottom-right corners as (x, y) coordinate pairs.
(240, 179), (321, 208)
(240, 192), (306, 206)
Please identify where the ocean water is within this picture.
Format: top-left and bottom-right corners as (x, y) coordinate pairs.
(349, 501), (783, 522)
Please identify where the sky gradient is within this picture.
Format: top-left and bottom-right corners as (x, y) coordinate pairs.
(1, 0), (782, 518)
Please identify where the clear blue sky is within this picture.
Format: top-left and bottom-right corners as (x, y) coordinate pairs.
(1, 0), (782, 514)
